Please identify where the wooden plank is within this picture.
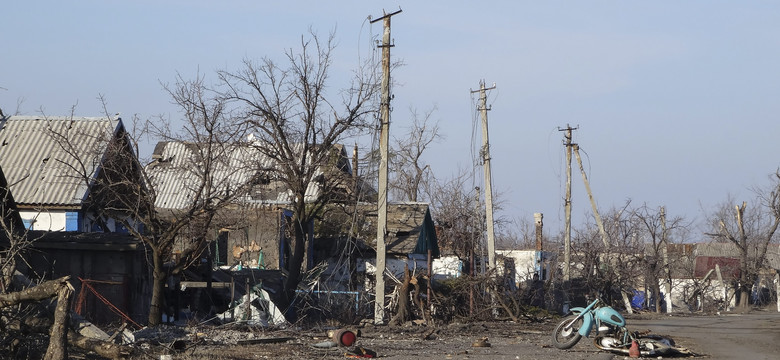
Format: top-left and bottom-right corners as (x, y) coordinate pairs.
(179, 281), (232, 289)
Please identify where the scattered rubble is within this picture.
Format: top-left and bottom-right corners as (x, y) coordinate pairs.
(215, 288), (288, 327)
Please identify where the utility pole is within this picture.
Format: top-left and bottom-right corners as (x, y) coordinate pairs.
(471, 187), (480, 316)
(370, 8), (401, 326)
(559, 125), (577, 281)
(661, 206), (673, 313)
(472, 80), (497, 272)
(573, 144), (609, 248)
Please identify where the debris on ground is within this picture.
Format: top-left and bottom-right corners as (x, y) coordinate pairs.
(346, 346), (377, 358)
(329, 328), (357, 346)
(471, 337), (491, 347)
(215, 288), (288, 327)
(311, 340), (339, 349)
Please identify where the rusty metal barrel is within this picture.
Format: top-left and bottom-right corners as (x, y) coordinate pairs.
(331, 329), (356, 347)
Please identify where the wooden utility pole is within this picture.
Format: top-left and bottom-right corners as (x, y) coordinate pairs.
(559, 125), (577, 281)
(470, 187), (480, 316)
(661, 206), (673, 313)
(370, 8), (401, 325)
(573, 144), (609, 248)
(472, 80), (497, 272)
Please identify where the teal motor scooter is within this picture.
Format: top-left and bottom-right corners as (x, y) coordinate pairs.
(552, 297), (674, 356)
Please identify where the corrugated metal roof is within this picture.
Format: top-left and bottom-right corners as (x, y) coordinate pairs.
(0, 116), (121, 207)
(146, 141), (333, 210)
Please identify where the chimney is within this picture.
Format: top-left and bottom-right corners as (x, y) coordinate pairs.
(534, 213), (543, 251)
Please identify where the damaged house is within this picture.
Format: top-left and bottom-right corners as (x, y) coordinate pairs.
(145, 139), (360, 321)
(315, 202), (440, 290)
(663, 242), (780, 312)
(0, 115), (150, 325)
(358, 202), (440, 287)
(305, 201), (439, 319)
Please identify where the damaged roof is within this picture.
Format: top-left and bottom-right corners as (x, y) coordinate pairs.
(363, 202), (440, 257)
(0, 116), (123, 207)
(146, 141), (353, 210)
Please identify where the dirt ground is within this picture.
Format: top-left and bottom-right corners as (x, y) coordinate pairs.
(125, 315), (702, 360)
(626, 310), (780, 360)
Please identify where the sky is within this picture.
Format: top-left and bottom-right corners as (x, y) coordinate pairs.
(4, 1), (780, 239)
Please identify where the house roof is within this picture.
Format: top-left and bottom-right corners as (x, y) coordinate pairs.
(28, 230), (140, 251)
(661, 242), (780, 279)
(693, 242), (780, 271)
(0, 116), (122, 207)
(146, 140), (353, 210)
(364, 202), (440, 257)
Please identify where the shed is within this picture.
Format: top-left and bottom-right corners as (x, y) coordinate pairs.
(25, 231), (150, 326)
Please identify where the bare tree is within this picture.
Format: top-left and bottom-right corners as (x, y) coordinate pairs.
(427, 169), (481, 261)
(0, 167), (29, 292)
(495, 216), (541, 250)
(137, 75), (257, 325)
(215, 30), (379, 308)
(569, 204), (644, 308)
(389, 105), (441, 202)
(706, 173), (780, 309)
(42, 82), (253, 326)
(633, 204), (687, 312)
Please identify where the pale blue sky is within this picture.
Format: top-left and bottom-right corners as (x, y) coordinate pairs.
(4, 1), (780, 238)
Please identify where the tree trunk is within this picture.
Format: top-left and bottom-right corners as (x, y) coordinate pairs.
(738, 251), (750, 309)
(411, 273), (431, 324)
(43, 285), (72, 360)
(0, 276), (89, 360)
(16, 316), (132, 359)
(0, 276), (71, 308)
(652, 286), (660, 312)
(652, 275), (662, 313)
(389, 264), (411, 326)
(148, 249), (165, 326)
(281, 209), (307, 314)
(1, 256), (17, 292)
(68, 329), (132, 359)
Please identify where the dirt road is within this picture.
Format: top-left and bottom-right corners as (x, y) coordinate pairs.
(324, 312), (780, 359)
(628, 310), (780, 360)
(133, 310), (780, 359)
